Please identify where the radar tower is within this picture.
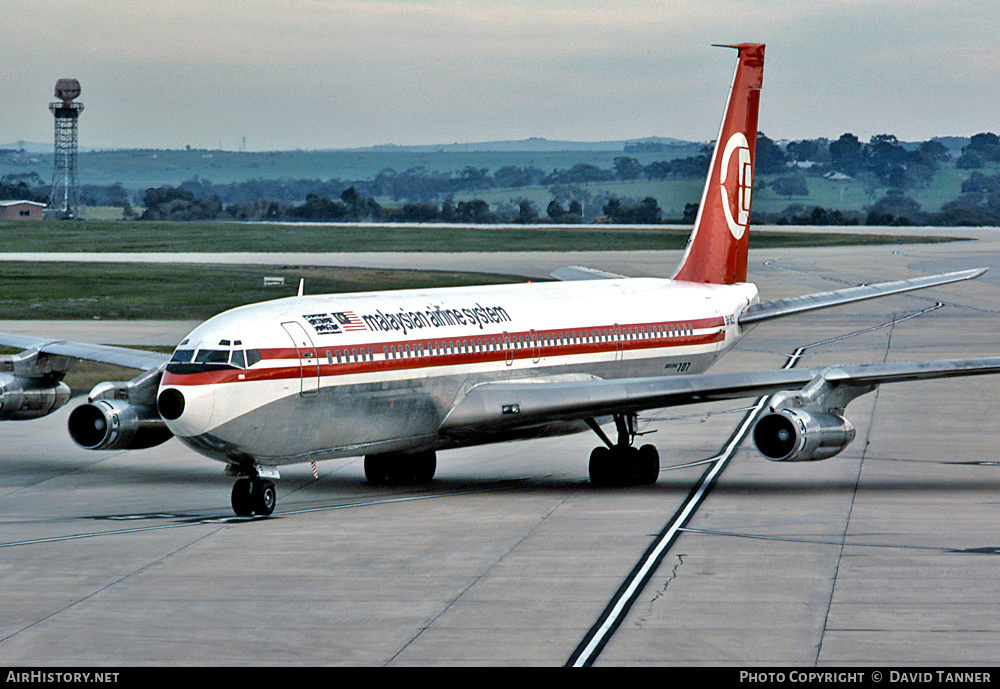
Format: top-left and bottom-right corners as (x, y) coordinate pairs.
(47, 78), (84, 219)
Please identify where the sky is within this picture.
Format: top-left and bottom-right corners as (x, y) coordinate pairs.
(4, 0), (1000, 151)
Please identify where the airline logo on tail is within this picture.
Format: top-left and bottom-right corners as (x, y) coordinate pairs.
(720, 131), (752, 240)
(672, 42), (764, 286)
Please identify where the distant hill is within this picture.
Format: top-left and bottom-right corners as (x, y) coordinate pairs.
(350, 136), (692, 153)
(0, 141), (50, 154)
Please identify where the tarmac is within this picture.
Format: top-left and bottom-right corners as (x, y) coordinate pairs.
(1, 226), (999, 665)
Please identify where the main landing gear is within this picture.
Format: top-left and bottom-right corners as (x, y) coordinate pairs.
(364, 450), (436, 485)
(230, 475), (277, 517)
(586, 414), (660, 487)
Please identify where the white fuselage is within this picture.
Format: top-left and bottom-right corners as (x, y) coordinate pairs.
(159, 277), (759, 467)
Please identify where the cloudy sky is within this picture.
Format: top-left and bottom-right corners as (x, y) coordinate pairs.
(4, 1), (998, 150)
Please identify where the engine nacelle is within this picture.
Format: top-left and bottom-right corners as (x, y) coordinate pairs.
(752, 408), (856, 462)
(68, 400), (173, 451)
(0, 373), (71, 420)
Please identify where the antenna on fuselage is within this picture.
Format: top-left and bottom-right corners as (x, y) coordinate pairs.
(297, 279), (304, 297)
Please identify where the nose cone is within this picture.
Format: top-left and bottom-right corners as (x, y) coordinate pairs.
(157, 385), (215, 437)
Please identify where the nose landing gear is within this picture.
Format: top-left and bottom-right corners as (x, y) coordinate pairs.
(231, 477), (276, 517)
(586, 414), (660, 487)
(227, 462), (279, 517)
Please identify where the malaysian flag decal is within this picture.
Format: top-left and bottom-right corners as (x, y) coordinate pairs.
(333, 311), (368, 331)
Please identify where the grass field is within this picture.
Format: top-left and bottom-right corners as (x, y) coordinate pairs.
(0, 220), (962, 254)
(0, 262), (529, 321)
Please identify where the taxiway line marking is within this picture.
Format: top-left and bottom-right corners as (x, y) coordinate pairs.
(566, 302), (941, 667)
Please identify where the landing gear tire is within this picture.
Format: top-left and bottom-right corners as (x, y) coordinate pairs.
(588, 445), (660, 487)
(589, 446), (615, 487)
(636, 444), (660, 485)
(364, 454), (388, 485)
(232, 478), (253, 516)
(365, 451), (436, 485)
(231, 478), (276, 517)
(252, 479), (276, 516)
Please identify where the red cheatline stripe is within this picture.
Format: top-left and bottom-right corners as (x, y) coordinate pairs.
(162, 322), (727, 387)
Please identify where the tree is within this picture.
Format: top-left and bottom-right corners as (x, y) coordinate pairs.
(566, 200), (584, 223)
(785, 139), (829, 163)
(456, 199), (493, 223)
(613, 156), (643, 180)
(957, 150), (985, 169)
(918, 140), (951, 163)
(340, 186), (360, 207)
(829, 133), (865, 175)
(771, 175), (809, 198)
(441, 198), (457, 222)
(966, 132), (1000, 161)
(517, 199), (539, 224)
(755, 133), (786, 174)
(634, 197), (662, 224)
(867, 189), (921, 225)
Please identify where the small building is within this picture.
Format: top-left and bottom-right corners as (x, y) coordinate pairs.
(0, 200), (46, 220)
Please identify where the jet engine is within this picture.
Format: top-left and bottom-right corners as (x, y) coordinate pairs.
(0, 373), (71, 420)
(752, 408), (856, 462)
(68, 399), (173, 451)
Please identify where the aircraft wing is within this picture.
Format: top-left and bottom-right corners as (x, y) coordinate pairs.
(439, 356), (1000, 438)
(549, 266), (629, 281)
(739, 268), (986, 325)
(0, 333), (170, 371)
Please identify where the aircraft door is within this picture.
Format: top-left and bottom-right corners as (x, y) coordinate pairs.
(281, 321), (320, 396)
(529, 329), (540, 363)
(613, 323), (623, 361)
(502, 331), (513, 366)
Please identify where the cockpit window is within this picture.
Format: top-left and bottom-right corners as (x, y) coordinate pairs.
(195, 349), (230, 364)
(230, 349), (246, 368)
(170, 349), (195, 364)
(167, 339), (261, 375)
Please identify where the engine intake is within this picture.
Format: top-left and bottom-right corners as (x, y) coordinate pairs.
(752, 408), (855, 462)
(68, 400), (173, 451)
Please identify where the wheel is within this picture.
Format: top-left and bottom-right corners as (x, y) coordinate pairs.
(410, 451), (436, 483)
(365, 454), (392, 485)
(589, 446), (615, 487)
(251, 479), (276, 516)
(231, 478), (253, 517)
(366, 452), (437, 484)
(636, 444), (660, 485)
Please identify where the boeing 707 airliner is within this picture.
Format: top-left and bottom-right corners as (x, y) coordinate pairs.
(2, 43), (998, 517)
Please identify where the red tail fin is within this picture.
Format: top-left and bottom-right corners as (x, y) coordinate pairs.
(672, 43), (765, 285)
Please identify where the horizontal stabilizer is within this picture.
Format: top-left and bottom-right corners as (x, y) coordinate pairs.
(739, 268), (987, 325)
(549, 266), (628, 281)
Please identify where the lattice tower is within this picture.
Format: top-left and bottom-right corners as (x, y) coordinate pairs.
(48, 79), (84, 219)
